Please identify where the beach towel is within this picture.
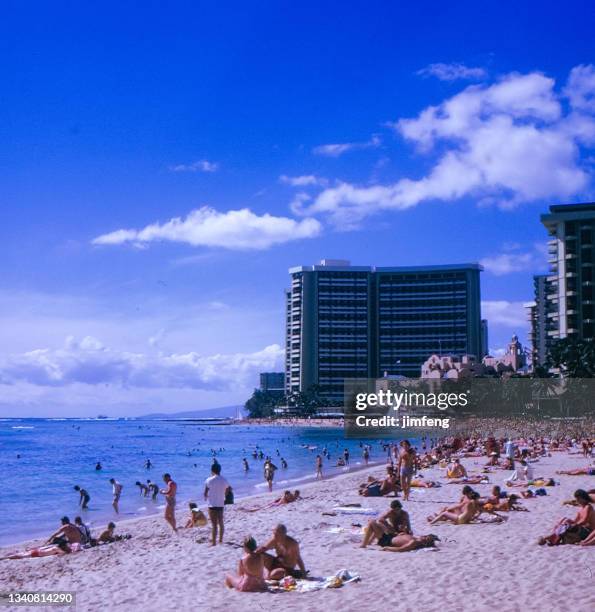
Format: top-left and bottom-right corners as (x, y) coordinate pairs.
(268, 569), (361, 593)
(332, 506), (377, 516)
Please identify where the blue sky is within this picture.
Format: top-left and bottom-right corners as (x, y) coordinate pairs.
(1, 1), (594, 416)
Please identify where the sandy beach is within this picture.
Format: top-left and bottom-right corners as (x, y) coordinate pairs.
(1, 446), (594, 612)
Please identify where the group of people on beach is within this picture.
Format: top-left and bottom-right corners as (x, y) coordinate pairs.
(0, 515), (130, 561)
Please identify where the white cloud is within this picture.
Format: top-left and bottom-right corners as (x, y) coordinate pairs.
(169, 160), (219, 173)
(0, 336), (284, 391)
(279, 174), (328, 187)
(313, 135), (381, 157)
(297, 67), (595, 226)
(92, 207), (322, 250)
(564, 64), (595, 112)
(480, 242), (549, 275)
(482, 300), (527, 328)
(417, 62), (487, 81)
(480, 253), (535, 276)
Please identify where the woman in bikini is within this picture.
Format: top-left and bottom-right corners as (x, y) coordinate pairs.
(225, 536), (267, 592)
(428, 490), (480, 525)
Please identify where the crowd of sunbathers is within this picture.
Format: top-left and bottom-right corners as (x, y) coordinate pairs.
(0, 516), (131, 561)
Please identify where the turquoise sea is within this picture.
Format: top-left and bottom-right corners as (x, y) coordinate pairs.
(0, 418), (391, 545)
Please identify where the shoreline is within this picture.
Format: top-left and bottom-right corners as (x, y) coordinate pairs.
(0, 457), (384, 551)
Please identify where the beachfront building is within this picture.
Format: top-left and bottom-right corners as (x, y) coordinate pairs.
(525, 274), (548, 368)
(286, 259), (483, 403)
(420, 334), (528, 379)
(541, 203), (595, 344)
(259, 372), (285, 400)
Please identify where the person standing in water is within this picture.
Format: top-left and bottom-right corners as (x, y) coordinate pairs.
(109, 478), (123, 514)
(160, 473), (178, 533)
(242, 458), (249, 472)
(315, 455), (323, 479)
(264, 458), (277, 492)
(73, 485), (90, 509)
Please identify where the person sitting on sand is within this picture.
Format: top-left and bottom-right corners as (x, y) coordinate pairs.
(381, 533), (440, 552)
(556, 467), (595, 476)
(46, 516), (82, 545)
(74, 516), (92, 544)
(360, 499), (411, 548)
(1, 539), (81, 560)
(224, 536), (267, 592)
(538, 489), (595, 545)
(256, 524), (307, 579)
(185, 502), (207, 528)
(446, 458), (468, 479)
(98, 522), (117, 543)
(428, 490), (481, 525)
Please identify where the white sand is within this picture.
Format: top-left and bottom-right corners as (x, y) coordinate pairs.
(1, 452), (594, 612)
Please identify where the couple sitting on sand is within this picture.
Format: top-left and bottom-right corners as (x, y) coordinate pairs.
(359, 500), (439, 552)
(225, 524), (307, 592)
(538, 489), (595, 546)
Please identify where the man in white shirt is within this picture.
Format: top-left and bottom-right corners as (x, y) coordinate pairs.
(204, 463), (230, 546)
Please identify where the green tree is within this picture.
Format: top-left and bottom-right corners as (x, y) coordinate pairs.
(244, 389), (279, 419)
(547, 338), (595, 378)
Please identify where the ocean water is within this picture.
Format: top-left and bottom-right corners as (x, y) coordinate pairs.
(0, 419), (391, 546)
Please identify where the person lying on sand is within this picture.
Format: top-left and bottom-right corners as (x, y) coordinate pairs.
(482, 494), (527, 513)
(506, 477), (555, 488)
(538, 489), (595, 545)
(381, 533), (440, 552)
(556, 467), (595, 476)
(445, 476), (488, 485)
(446, 458), (468, 479)
(427, 490), (480, 525)
(185, 502), (207, 528)
(1, 539), (81, 560)
(241, 490), (302, 512)
(46, 516), (82, 545)
(360, 499), (411, 548)
(410, 478), (440, 488)
(224, 536), (268, 592)
(256, 524), (307, 579)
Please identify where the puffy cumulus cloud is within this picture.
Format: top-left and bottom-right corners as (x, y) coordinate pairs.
(279, 174), (328, 187)
(417, 62), (487, 81)
(480, 243), (548, 276)
(169, 160), (219, 173)
(0, 336), (284, 391)
(564, 64), (595, 112)
(312, 135), (381, 157)
(298, 67), (595, 226)
(481, 300), (528, 329)
(92, 207), (321, 250)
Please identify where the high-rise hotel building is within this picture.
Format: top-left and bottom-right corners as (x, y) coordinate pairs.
(540, 203), (595, 345)
(285, 259), (484, 403)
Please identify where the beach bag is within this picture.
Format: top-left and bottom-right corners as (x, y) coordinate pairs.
(225, 487), (234, 505)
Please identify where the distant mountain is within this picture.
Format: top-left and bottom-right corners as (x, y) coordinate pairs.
(138, 405), (245, 420)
